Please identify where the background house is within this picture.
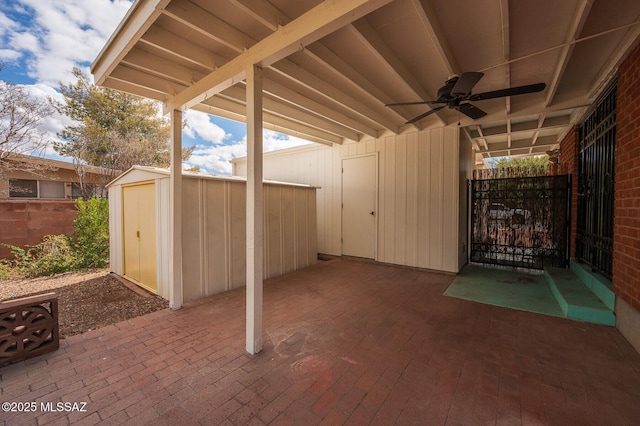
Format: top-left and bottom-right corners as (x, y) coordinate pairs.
(0, 153), (111, 259)
(0, 153), (110, 200)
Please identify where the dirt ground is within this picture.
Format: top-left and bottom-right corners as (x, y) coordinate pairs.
(1, 271), (168, 339)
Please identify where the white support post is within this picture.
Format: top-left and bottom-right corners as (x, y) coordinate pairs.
(246, 64), (264, 354)
(169, 109), (183, 310)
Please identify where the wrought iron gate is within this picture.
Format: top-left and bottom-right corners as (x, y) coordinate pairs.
(470, 175), (571, 269)
(576, 81), (616, 279)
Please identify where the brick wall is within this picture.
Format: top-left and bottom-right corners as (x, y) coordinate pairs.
(613, 42), (640, 312)
(0, 200), (77, 260)
(559, 127), (579, 258)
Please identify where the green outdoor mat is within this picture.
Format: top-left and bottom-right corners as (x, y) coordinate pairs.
(444, 263), (563, 317)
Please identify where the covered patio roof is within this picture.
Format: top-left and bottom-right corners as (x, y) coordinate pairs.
(92, 0), (640, 162)
(92, 0), (640, 354)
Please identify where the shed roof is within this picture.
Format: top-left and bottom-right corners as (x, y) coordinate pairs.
(107, 165), (317, 188)
(92, 0), (640, 164)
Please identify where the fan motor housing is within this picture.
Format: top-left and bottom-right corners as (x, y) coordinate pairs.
(437, 77), (458, 101)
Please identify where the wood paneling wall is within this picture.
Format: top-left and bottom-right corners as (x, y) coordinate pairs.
(233, 126), (468, 273)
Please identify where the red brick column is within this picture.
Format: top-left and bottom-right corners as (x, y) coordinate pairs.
(558, 127), (579, 259)
(613, 42), (640, 311)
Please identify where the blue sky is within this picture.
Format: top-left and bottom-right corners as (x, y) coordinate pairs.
(0, 0), (311, 175)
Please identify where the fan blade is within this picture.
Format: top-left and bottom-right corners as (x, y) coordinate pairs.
(457, 103), (486, 119)
(470, 82), (546, 101)
(406, 106), (446, 124)
(451, 72), (484, 96)
(386, 100), (442, 107)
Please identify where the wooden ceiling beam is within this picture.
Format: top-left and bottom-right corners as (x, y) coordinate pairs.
(476, 134), (558, 154)
(163, 0), (254, 53)
(260, 75), (379, 138)
(301, 44), (411, 127)
(303, 44), (393, 107)
(226, 0), (286, 32)
(545, 0), (594, 107)
(103, 76), (168, 102)
(197, 97), (343, 145)
(410, 0), (459, 76)
(140, 25), (221, 70)
(587, 23), (640, 100)
(111, 65), (188, 95)
(499, 0), (512, 115)
(347, 20), (446, 126)
(271, 60), (398, 132)
(122, 46), (206, 85)
(168, 0), (393, 112)
(219, 86), (362, 141)
(92, 0), (171, 85)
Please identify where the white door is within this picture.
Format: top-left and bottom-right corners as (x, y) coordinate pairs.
(342, 155), (377, 259)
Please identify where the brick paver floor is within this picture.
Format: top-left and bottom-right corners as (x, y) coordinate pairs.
(2, 259), (640, 425)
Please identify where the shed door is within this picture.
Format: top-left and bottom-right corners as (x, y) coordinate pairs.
(342, 155), (377, 259)
(123, 183), (157, 292)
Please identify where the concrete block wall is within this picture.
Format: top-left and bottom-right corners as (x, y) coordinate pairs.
(0, 200), (77, 259)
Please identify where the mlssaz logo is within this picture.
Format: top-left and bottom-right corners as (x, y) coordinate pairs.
(40, 402), (88, 412)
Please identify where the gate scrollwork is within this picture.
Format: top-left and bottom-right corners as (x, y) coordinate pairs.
(470, 175), (570, 270)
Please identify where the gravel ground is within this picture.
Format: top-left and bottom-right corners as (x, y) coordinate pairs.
(0, 269), (108, 301)
(0, 270), (168, 338)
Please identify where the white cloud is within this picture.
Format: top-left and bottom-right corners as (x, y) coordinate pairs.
(6, 0), (132, 85)
(186, 142), (247, 175)
(15, 83), (74, 145)
(0, 9), (21, 62)
(0, 10), (19, 37)
(10, 31), (40, 53)
(185, 129), (312, 175)
(263, 130), (312, 152)
(184, 110), (229, 145)
(0, 49), (21, 61)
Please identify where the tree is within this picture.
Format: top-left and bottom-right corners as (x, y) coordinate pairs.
(486, 155), (550, 178)
(0, 64), (55, 182)
(72, 197), (109, 269)
(489, 156), (549, 169)
(54, 67), (193, 184)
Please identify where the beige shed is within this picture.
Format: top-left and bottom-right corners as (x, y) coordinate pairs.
(107, 166), (317, 302)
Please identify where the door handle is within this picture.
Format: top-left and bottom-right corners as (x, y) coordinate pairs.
(370, 211), (375, 216)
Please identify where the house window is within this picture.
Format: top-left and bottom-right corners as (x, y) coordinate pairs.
(39, 181), (66, 199)
(71, 183), (107, 199)
(71, 183), (83, 199)
(8, 179), (66, 199)
(9, 179), (38, 198)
